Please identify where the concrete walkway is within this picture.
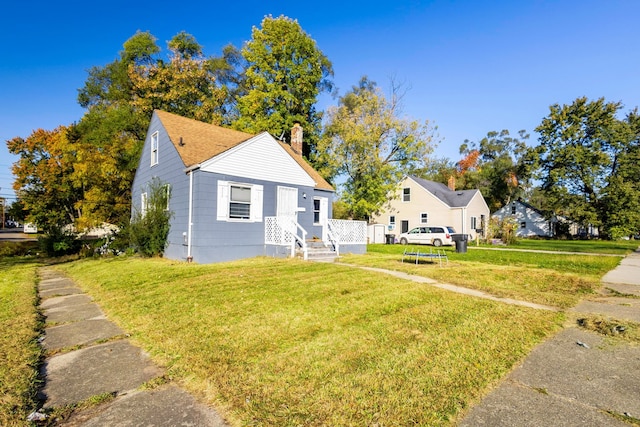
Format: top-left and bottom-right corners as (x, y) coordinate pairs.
(36, 267), (228, 426)
(345, 264), (559, 311)
(458, 249), (640, 426)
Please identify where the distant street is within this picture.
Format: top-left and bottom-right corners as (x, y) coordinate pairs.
(0, 228), (37, 242)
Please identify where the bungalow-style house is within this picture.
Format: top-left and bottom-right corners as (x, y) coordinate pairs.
(131, 110), (366, 263)
(492, 200), (554, 237)
(371, 176), (490, 240)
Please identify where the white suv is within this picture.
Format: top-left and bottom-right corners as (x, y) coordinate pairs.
(398, 226), (456, 246)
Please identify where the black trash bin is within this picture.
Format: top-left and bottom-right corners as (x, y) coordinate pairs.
(385, 234), (396, 244)
(452, 234), (468, 253)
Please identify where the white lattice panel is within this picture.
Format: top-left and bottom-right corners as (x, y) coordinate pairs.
(328, 219), (367, 244)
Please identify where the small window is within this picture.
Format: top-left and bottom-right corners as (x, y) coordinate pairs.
(420, 213), (428, 224)
(389, 215), (395, 228)
(403, 187), (410, 202)
(229, 185), (251, 219)
(141, 192), (148, 217)
(511, 204), (516, 215)
(164, 184), (171, 211)
(313, 199), (321, 224)
(471, 216), (477, 229)
(150, 132), (159, 166)
(521, 222), (526, 228)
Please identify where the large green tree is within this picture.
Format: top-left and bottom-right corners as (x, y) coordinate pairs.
(234, 15), (333, 157)
(317, 77), (435, 220)
(72, 31), (234, 227)
(457, 129), (534, 211)
(535, 97), (640, 238)
(7, 127), (81, 232)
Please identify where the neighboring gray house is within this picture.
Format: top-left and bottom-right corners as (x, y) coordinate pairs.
(371, 176), (490, 240)
(492, 200), (554, 237)
(132, 110), (366, 263)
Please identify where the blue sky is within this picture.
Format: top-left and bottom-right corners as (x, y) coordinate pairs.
(1, 0), (639, 204)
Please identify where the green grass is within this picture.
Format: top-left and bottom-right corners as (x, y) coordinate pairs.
(55, 256), (563, 426)
(489, 238), (639, 254)
(0, 258), (42, 427)
(342, 244), (623, 308)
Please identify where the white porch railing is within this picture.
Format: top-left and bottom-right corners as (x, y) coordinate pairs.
(327, 219), (368, 251)
(266, 217), (366, 260)
(265, 216), (308, 260)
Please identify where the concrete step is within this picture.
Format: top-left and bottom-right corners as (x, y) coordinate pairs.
(297, 244), (339, 262)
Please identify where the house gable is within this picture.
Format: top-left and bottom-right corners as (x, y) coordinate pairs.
(200, 132), (317, 187)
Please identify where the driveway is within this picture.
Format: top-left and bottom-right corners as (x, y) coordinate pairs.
(0, 228), (37, 242)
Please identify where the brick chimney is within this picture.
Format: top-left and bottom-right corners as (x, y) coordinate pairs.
(291, 123), (303, 155)
(448, 176), (456, 191)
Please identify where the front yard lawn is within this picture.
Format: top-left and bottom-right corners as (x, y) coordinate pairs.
(344, 244), (625, 308)
(56, 256), (563, 426)
(0, 259), (42, 426)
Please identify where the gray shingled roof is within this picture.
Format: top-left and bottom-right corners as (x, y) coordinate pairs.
(410, 176), (479, 208)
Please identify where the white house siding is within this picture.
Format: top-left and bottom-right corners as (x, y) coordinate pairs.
(200, 133), (316, 187)
(492, 201), (553, 237)
(375, 178), (450, 234)
(463, 192), (491, 238)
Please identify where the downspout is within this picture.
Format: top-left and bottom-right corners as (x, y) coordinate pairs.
(184, 164), (200, 262)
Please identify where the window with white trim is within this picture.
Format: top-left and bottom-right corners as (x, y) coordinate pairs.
(229, 186), (251, 219)
(313, 198), (321, 224)
(471, 216), (477, 229)
(420, 212), (428, 224)
(150, 131), (159, 166)
(511, 204), (516, 215)
(217, 181), (263, 222)
(164, 184), (171, 211)
(403, 187), (410, 202)
(141, 192), (148, 217)
(389, 215), (395, 229)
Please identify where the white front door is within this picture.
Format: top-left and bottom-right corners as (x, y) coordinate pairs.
(277, 186), (299, 239)
(317, 197), (329, 241)
(277, 186), (298, 218)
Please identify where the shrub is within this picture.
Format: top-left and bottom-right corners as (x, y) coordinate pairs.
(129, 178), (172, 257)
(488, 217), (519, 245)
(38, 226), (81, 257)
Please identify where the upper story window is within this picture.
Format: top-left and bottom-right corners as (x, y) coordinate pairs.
(403, 187), (410, 202)
(150, 132), (159, 166)
(420, 212), (428, 223)
(217, 180), (263, 222)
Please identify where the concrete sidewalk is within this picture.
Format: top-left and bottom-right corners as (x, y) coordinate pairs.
(458, 249), (640, 426)
(36, 268), (228, 426)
